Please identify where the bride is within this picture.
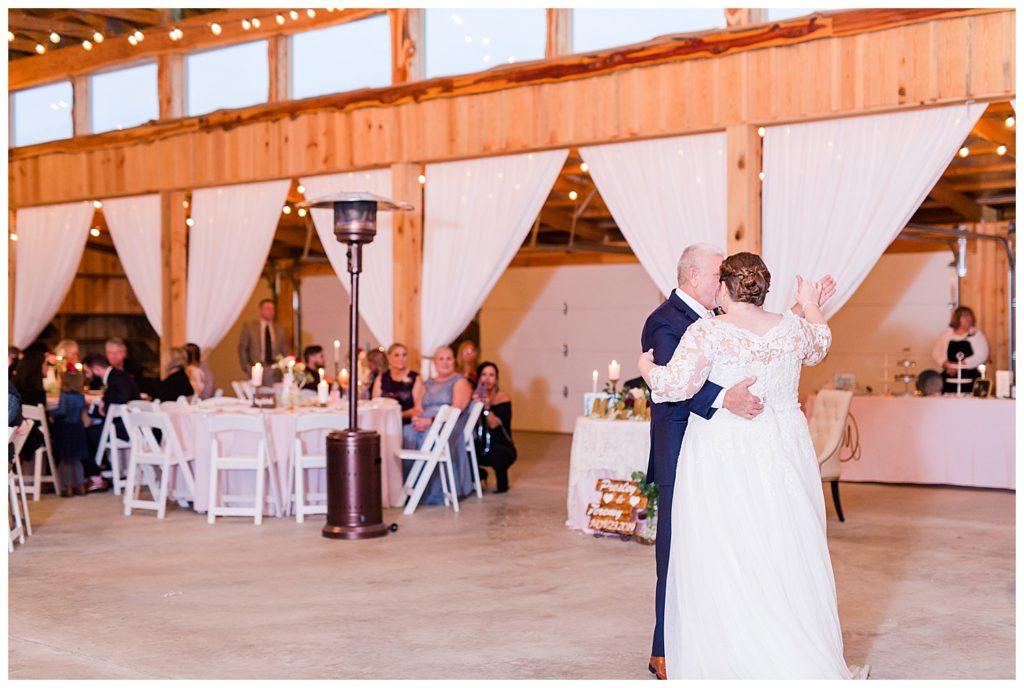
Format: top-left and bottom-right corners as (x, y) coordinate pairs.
(638, 252), (868, 680)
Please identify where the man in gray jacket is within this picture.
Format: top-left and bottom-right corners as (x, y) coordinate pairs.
(237, 299), (289, 386)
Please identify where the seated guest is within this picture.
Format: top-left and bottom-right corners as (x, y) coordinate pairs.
(184, 343), (210, 399)
(932, 306), (989, 394)
(372, 343), (423, 425)
(403, 346), (474, 505)
(53, 339), (80, 370)
(301, 345), (327, 391)
(8, 346), (21, 379)
(105, 337), (153, 397)
(154, 347), (195, 402)
(473, 362), (517, 494)
(365, 348), (388, 396)
(83, 352), (140, 491)
(13, 352), (47, 463)
(457, 340), (480, 386)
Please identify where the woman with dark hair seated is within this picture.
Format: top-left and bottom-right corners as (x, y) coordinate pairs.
(155, 347), (195, 401)
(14, 351), (48, 462)
(473, 361), (517, 494)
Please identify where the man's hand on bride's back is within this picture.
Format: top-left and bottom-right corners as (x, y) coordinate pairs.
(723, 377), (764, 420)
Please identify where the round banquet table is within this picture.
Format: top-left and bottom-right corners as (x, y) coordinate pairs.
(163, 398), (405, 515)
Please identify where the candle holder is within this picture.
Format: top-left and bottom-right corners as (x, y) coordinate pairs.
(300, 192), (412, 541)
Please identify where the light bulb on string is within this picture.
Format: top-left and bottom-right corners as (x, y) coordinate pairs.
(297, 208), (307, 217)
(276, 14), (285, 25)
(185, 218), (195, 227)
(307, 8), (316, 18)
(35, 43), (46, 54)
(290, 10), (299, 20)
(1006, 116), (1015, 128)
(282, 205), (292, 215)
(49, 32), (60, 44)
(210, 23), (221, 35)
(7, 31), (13, 43)
(580, 162), (589, 173)
(90, 228), (101, 237)
(134, 30), (143, 42)
(93, 200), (103, 209)
(182, 200), (189, 209)
(251, 18), (261, 28)
(242, 19), (252, 30)
(997, 145), (1007, 156)
(958, 146), (969, 158)
(296, 185), (305, 194)
(93, 32), (104, 43)
(9, 233), (18, 241)
(418, 174), (426, 185)
(83, 40), (92, 50)
(128, 35), (137, 46)
(568, 190), (578, 201)
(757, 127), (766, 137)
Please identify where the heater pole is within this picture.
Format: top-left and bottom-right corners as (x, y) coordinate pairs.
(348, 246), (360, 430)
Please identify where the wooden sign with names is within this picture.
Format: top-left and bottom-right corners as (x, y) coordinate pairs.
(587, 478), (647, 536)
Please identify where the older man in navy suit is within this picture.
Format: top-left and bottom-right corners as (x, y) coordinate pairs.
(642, 244), (764, 680)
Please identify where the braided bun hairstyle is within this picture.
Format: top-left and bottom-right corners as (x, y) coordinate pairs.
(720, 252), (771, 307)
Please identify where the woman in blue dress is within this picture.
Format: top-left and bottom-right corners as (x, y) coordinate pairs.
(403, 346), (474, 505)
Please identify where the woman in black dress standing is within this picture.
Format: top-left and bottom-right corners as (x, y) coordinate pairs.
(372, 343), (424, 426)
(473, 361), (517, 494)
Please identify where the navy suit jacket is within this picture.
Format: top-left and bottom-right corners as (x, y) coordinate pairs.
(641, 292), (722, 486)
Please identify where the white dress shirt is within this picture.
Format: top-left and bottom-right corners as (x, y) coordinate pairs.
(673, 288), (726, 409)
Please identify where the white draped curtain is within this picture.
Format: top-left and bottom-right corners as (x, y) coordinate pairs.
(300, 169), (394, 346)
(12, 202), (94, 348)
(580, 132), (728, 296)
(186, 179), (290, 350)
(421, 149), (568, 370)
(103, 194), (162, 336)
(762, 102), (987, 316)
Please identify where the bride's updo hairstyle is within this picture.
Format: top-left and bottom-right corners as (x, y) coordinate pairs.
(720, 252), (771, 307)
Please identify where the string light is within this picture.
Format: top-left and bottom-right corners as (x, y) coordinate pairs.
(128, 35), (138, 46)
(82, 40), (92, 50)
(418, 174), (426, 185)
(757, 127), (766, 137)
(185, 218), (195, 227)
(276, 14), (285, 25)
(759, 171), (765, 181)
(49, 32), (60, 44)
(297, 208), (307, 217)
(169, 28), (183, 41)
(1006, 116), (1016, 128)
(10, 233), (18, 241)
(210, 23), (222, 35)
(568, 190), (578, 201)
(282, 205), (292, 215)
(93, 201), (103, 209)
(958, 146), (969, 158)
(134, 30), (144, 42)
(90, 228), (101, 237)
(251, 17), (261, 28)
(7, 31), (13, 42)
(307, 8), (316, 18)
(580, 162), (589, 173)
(289, 10), (299, 20)
(242, 19), (252, 30)
(35, 43), (46, 54)
(997, 145), (1007, 156)
(92, 31), (104, 43)
(296, 185), (305, 194)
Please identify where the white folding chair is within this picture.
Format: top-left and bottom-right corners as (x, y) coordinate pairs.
(21, 404), (60, 500)
(231, 381), (255, 401)
(127, 400), (160, 413)
(9, 470), (25, 552)
(8, 424), (32, 536)
(399, 405), (462, 515)
(463, 401), (485, 499)
(93, 403), (131, 495)
(207, 414), (281, 525)
(810, 390), (856, 522)
(122, 411), (197, 519)
(289, 413), (347, 522)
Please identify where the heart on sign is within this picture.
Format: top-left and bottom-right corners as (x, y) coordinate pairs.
(629, 495), (641, 507)
(602, 493), (614, 504)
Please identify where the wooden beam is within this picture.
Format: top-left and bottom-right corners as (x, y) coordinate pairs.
(951, 179), (1017, 192)
(157, 52), (183, 119)
(726, 125), (762, 255)
(267, 35), (290, 102)
(944, 162), (1015, 177)
(9, 38), (45, 55)
(159, 190), (187, 372)
(510, 250), (639, 268)
(545, 9), (572, 58)
(8, 211), (15, 340)
(71, 74), (91, 136)
(391, 163), (423, 365)
(77, 8), (168, 26)
(973, 117), (1016, 157)
(10, 8), (386, 92)
(927, 179), (987, 220)
(8, 12), (98, 39)
(390, 8), (424, 84)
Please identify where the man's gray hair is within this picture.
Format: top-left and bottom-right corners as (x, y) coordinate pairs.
(676, 243), (725, 287)
(105, 337), (127, 350)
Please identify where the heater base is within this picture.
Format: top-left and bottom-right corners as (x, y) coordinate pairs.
(322, 429), (389, 541)
(322, 522), (389, 540)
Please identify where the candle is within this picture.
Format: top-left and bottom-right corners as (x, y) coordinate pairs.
(608, 360), (621, 383)
(317, 378), (329, 404)
(288, 359), (295, 373)
(74, 362), (83, 372)
(333, 339), (341, 376)
(339, 367), (350, 388)
(978, 364), (986, 379)
(318, 367), (326, 384)
(592, 369), (599, 393)
(251, 362), (263, 387)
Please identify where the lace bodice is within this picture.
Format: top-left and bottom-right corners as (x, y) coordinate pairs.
(648, 311), (831, 409)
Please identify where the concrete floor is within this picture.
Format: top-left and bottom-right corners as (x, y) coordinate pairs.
(8, 432), (1015, 680)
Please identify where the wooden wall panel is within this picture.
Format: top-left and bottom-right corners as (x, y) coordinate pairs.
(8, 11), (1015, 208)
(960, 222), (1013, 373)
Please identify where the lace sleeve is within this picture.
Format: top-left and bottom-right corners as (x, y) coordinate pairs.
(798, 317), (832, 366)
(648, 320), (713, 403)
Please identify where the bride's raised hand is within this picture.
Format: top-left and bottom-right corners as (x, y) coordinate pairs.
(795, 275), (822, 309)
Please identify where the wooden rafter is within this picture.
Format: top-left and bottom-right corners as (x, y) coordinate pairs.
(972, 118), (1017, 158)
(8, 12), (98, 39)
(927, 179), (987, 220)
(77, 8), (170, 26)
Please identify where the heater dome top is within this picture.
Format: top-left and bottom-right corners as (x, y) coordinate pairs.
(299, 191), (414, 212)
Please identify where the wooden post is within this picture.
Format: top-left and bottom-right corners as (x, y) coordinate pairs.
(391, 163), (424, 366)
(160, 190), (187, 372)
(726, 125), (762, 255)
(390, 8), (424, 84)
(8, 210), (16, 341)
(546, 9), (573, 58)
(268, 35), (290, 102)
(157, 53), (184, 119)
(71, 74), (91, 136)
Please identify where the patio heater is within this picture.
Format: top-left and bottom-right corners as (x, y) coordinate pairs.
(300, 192), (413, 540)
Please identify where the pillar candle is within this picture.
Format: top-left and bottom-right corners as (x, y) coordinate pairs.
(333, 339), (341, 375)
(317, 378), (329, 404)
(339, 367), (350, 388)
(592, 369), (599, 393)
(608, 360), (621, 382)
(251, 362), (263, 387)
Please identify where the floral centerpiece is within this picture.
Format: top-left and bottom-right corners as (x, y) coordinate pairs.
(594, 381), (652, 421)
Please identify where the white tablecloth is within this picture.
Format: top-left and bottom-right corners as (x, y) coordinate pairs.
(165, 400), (405, 514)
(566, 415), (650, 532)
(806, 394), (1015, 490)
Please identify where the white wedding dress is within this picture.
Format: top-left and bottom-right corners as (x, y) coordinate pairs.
(648, 311), (865, 680)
